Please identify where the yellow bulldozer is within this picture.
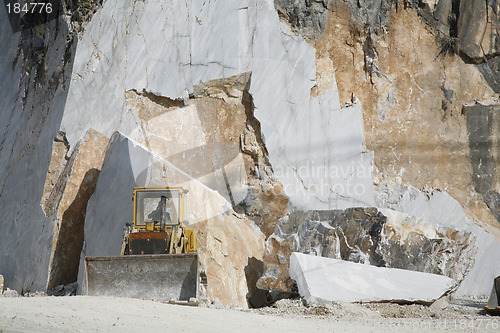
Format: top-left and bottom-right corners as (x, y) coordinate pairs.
(85, 187), (199, 303)
(121, 187), (197, 256)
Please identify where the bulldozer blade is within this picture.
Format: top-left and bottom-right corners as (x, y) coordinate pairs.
(85, 253), (198, 302)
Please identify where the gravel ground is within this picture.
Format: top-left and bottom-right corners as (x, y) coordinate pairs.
(0, 294), (498, 332)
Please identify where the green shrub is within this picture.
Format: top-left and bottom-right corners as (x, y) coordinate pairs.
(438, 36), (459, 57)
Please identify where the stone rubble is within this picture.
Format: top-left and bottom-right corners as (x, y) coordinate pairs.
(47, 283), (78, 297)
(1, 288), (20, 298)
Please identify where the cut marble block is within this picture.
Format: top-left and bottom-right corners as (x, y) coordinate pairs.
(289, 252), (455, 305)
(485, 275), (500, 314)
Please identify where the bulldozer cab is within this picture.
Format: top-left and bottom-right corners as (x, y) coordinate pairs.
(122, 187), (196, 255)
(133, 187), (186, 231)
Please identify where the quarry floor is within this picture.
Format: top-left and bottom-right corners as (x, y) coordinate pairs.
(0, 296), (497, 332)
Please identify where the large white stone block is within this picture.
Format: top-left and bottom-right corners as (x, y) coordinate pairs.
(289, 252), (455, 305)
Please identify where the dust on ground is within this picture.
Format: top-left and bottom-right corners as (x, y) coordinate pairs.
(0, 295), (498, 332)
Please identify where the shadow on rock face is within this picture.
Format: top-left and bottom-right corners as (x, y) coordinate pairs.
(0, 1), (91, 293)
(245, 257), (268, 308)
(465, 102), (500, 226)
(47, 168), (101, 290)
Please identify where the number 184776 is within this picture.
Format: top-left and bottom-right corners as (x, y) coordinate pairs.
(6, 2), (53, 14)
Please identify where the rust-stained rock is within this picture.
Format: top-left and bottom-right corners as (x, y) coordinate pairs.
(192, 213), (265, 308)
(239, 87), (289, 238)
(239, 177), (289, 238)
(256, 236), (297, 293)
(312, 2), (500, 232)
(126, 73), (289, 235)
(258, 208), (476, 293)
(40, 132), (70, 215)
(46, 129), (109, 290)
(125, 89), (185, 122)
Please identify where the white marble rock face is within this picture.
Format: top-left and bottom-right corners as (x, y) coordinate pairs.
(0, 5), (73, 292)
(0, 0), (375, 293)
(4, 0), (498, 299)
(61, 0), (374, 211)
(289, 252), (455, 305)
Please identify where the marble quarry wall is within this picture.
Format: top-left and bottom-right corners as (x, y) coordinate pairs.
(0, 0), (500, 306)
(257, 206), (478, 294)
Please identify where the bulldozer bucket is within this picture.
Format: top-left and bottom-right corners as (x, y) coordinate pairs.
(85, 253), (198, 302)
